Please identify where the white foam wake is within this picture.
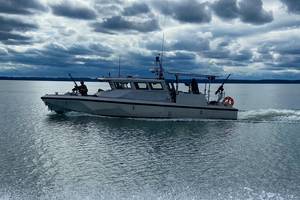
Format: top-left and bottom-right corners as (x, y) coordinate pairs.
(56, 109), (300, 123)
(238, 109), (300, 122)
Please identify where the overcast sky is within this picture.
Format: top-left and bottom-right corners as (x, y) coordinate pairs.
(0, 0), (299, 79)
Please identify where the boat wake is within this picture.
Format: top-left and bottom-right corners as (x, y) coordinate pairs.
(52, 109), (300, 123)
(128, 109), (300, 123)
(238, 109), (300, 123)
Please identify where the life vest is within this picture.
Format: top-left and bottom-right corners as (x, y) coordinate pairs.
(223, 96), (234, 106)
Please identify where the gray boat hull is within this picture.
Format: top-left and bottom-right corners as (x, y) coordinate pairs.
(41, 95), (238, 120)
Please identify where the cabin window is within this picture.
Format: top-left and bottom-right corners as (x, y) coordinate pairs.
(114, 82), (131, 89)
(100, 82), (111, 91)
(150, 82), (163, 90)
(134, 82), (148, 90)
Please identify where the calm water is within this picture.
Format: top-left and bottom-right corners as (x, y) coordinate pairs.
(0, 80), (300, 200)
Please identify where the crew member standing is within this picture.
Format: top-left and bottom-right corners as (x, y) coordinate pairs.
(73, 81), (88, 96)
(190, 78), (200, 94)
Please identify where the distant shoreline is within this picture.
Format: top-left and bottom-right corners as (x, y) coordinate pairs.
(1, 76), (300, 84)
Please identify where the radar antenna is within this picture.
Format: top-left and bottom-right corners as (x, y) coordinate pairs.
(155, 33), (165, 79)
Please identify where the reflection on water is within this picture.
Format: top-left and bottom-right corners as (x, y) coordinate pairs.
(0, 81), (300, 199)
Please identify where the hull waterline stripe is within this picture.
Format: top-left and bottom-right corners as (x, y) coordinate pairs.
(41, 96), (238, 112)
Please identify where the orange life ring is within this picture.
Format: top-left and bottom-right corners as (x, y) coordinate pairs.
(223, 96), (234, 106)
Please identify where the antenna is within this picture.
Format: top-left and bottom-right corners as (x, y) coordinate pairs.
(118, 55), (121, 78)
(161, 32), (165, 68)
(158, 32), (165, 79)
(154, 12), (166, 80)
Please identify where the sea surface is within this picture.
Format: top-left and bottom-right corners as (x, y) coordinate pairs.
(0, 80), (300, 200)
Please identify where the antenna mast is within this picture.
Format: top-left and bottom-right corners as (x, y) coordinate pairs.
(118, 55), (121, 78)
(158, 33), (165, 79)
(161, 33), (164, 68)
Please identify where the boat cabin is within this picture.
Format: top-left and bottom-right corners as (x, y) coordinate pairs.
(96, 77), (208, 106)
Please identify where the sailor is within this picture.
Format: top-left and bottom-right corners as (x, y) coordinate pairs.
(216, 85), (224, 102)
(170, 84), (177, 103)
(190, 78), (200, 94)
(73, 81), (88, 96)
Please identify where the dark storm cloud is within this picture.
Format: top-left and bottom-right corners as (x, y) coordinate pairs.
(154, 0), (211, 23)
(92, 16), (160, 33)
(199, 40), (253, 66)
(230, 49), (253, 61)
(258, 40), (300, 57)
(123, 50), (200, 75)
(0, 0), (298, 79)
(40, 43), (113, 64)
(163, 51), (223, 74)
(0, 16), (37, 45)
(269, 40), (300, 57)
(0, 16), (38, 32)
(262, 57), (300, 71)
(0, 0), (46, 15)
(1, 43), (113, 71)
(255, 40), (300, 71)
(0, 32), (32, 45)
(51, 2), (97, 20)
(123, 51), (156, 67)
(123, 2), (150, 16)
(211, 0), (273, 25)
(280, 0), (300, 14)
(211, 0), (239, 20)
(238, 0), (273, 25)
(0, 43), (158, 77)
(201, 48), (231, 60)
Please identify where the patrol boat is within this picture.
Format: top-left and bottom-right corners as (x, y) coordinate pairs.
(41, 57), (238, 120)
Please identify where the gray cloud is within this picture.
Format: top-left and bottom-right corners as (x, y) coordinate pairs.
(238, 0), (273, 25)
(92, 16), (160, 33)
(122, 50), (202, 76)
(97, 5), (121, 16)
(0, 32), (32, 45)
(164, 52), (198, 72)
(211, 0), (273, 25)
(51, 2), (97, 20)
(164, 51), (225, 75)
(0, 16), (37, 45)
(0, 16), (38, 32)
(0, 0), (299, 79)
(280, 0), (300, 14)
(154, 0), (211, 23)
(259, 40), (300, 60)
(199, 39), (253, 69)
(203, 17), (300, 40)
(94, 0), (122, 4)
(211, 0), (239, 20)
(144, 35), (210, 52)
(0, 43), (113, 71)
(171, 38), (210, 52)
(254, 39), (300, 72)
(94, 0), (123, 17)
(123, 2), (150, 16)
(165, 51), (196, 66)
(0, 0), (46, 15)
(201, 40), (232, 60)
(0, 42), (160, 77)
(230, 49), (253, 61)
